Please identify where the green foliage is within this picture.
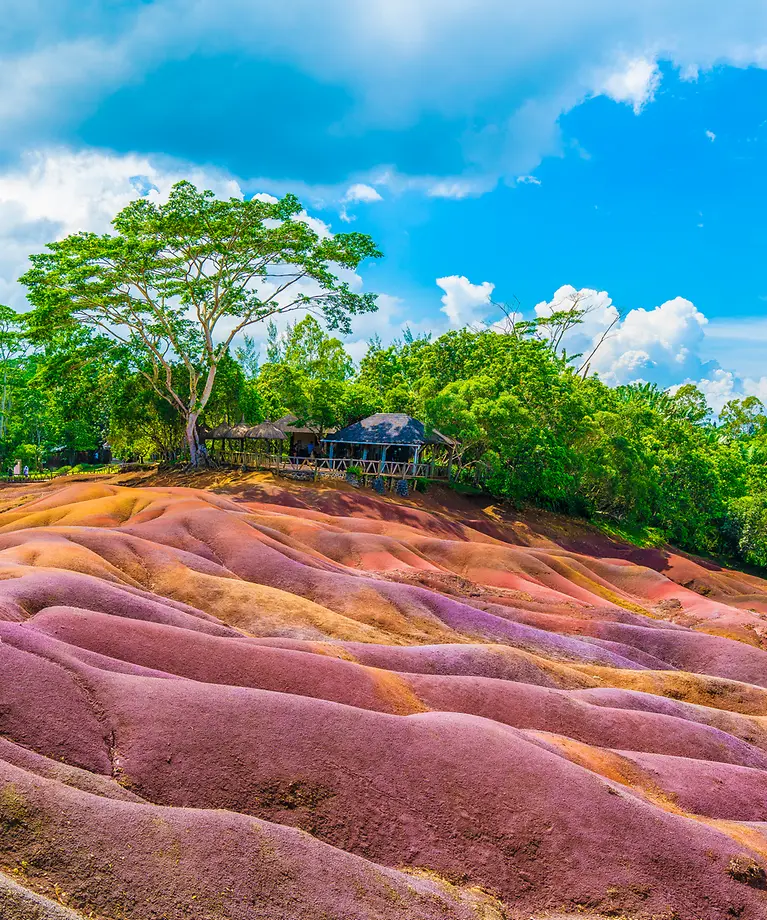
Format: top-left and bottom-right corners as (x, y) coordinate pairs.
(258, 315), (368, 437)
(724, 494), (767, 568)
(6, 179), (767, 573)
(21, 180), (381, 462)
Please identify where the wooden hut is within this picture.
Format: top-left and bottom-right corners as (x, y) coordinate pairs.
(321, 413), (455, 479)
(273, 415), (336, 458)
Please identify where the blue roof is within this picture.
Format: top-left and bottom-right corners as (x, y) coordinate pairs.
(323, 413), (453, 446)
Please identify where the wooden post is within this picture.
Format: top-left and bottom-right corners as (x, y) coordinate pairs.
(379, 445), (387, 475)
(329, 442), (335, 467)
(412, 445), (420, 477)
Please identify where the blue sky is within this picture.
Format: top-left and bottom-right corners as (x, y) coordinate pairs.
(1, 0), (766, 409)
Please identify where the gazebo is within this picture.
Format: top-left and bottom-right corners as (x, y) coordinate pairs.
(203, 420), (286, 461)
(321, 413), (455, 479)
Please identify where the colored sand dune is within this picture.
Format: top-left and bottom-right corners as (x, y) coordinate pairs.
(2, 477), (767, 919)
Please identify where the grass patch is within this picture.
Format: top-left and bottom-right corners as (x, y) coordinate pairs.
(594, 519), (668, 549)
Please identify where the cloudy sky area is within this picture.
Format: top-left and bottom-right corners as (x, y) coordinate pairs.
(2, 1), (767, 410)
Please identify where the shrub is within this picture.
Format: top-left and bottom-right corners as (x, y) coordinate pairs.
(728, 855), (767, 888)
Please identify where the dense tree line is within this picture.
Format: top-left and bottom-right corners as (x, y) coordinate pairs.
(5, 180), (766, 570)
(4, 306), (766, 570)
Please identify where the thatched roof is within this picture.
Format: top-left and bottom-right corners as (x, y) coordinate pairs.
(205, 423), (232, 439)
(274, 414), (336, 437)
(323, 413), (454, 447)
(273, 414), (301, 432)
(244, 422), (287, 440)
(227, 422), (252, 439)
(203, 420), (286, 440)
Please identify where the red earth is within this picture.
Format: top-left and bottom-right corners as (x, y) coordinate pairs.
(2, 472), (767, 919)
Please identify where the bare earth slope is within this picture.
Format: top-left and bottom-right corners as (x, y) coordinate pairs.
(3, 474), (767, 919)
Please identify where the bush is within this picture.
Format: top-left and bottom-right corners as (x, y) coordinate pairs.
(53, 465), (72, 477)
(728, 855), (767, 888)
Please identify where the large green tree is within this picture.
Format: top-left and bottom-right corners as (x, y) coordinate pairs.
(0, 306), (27, 448)
(21, 181), (381, 464)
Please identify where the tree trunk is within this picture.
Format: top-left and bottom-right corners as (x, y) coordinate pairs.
(186, 413), (200, 466)
(184, 363), (218, 468)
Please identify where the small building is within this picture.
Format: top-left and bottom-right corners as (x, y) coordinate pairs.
(322, 413), (455, 478)
(274, 414), (336, 458)
(47, 444), (112, 468)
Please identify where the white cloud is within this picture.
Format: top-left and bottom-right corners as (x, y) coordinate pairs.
(534, 285), (618, 345)
(0, 148), (240, 238)
(437, 275), (495, 327)
(12, 2), (767, 186)
(706, 129), (716, 141)
(0, 149), (231, 309)
(517, 175), (542, 185)
(339, 183), (382, 222)
(599, 58), (661, 113)
(685, 368), (767, 414)
(591, 296), (710, 386)
(426, 178), (491, 199)
(293, 211), (333, 238)
(343, 183), (383, 204)
(530, 284), (767, 413)
(532, 285), (713, 387)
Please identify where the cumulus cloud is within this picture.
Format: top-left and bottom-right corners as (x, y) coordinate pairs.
(706, 129), (716, 141)
(437, 275), (495, 327)
(531, 284), (767, 413)
(343, 183), (383, 204)
(683, 369), (767, 414)
(6, 2), (767, 185)
(533, 286), (713, 386)
(599, 58), (661, 113)
(533, 285), (620, 361)
(517, 175), (542, 186)
(0, 148), (240, 238)
(591, 297), (711, 386)
(339, 182), (382, 222)
(0, 149), (226, 308)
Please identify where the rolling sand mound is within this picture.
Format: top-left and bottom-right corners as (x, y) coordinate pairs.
(2, 477), (767, 919)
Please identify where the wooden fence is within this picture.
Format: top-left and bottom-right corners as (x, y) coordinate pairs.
(209, 451), (451, 481)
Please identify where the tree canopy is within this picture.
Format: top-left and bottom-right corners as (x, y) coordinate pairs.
(21, 181), (381, 463)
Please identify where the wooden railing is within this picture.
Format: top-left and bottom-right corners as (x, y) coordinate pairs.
(209, 451), (450, 481)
